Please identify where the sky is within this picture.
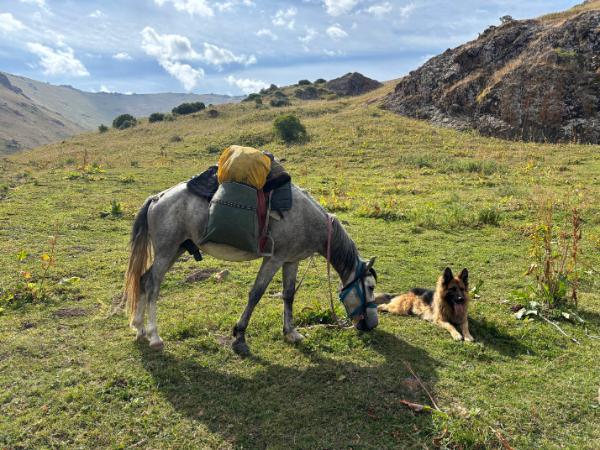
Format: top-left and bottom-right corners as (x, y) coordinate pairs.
(0, 0), (583, 96)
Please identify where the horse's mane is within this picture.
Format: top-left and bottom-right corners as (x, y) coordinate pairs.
(329, 217), (359, 281)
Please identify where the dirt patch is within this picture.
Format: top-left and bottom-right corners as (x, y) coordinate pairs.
(54, 307), (89, 318)
(185, 268), (219, 283)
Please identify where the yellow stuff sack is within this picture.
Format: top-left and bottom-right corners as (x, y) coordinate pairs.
(217, 145), (271, 189)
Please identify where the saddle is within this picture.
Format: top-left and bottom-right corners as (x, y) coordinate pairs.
(186, 147), (292, 257)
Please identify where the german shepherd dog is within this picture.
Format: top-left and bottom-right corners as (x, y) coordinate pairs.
(376, 268), (473, 341)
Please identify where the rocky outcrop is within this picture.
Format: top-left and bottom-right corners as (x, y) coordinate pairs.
(326, 72), (383, 96)
(383, 8), (600, 144)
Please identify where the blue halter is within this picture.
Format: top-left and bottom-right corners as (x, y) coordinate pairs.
(338, 258), (377, 318)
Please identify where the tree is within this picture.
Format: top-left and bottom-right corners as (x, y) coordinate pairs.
(172, 102), (205, 115)
(149, 112), (165, 123)
(98, 124), (109, 133)
(112, 114), (137, 130)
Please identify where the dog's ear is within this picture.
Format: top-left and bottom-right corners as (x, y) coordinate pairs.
(442, 267), (454, 285)
(459, 268), (469, 285)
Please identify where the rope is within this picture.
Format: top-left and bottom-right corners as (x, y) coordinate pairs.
(326, 215), (344, 326)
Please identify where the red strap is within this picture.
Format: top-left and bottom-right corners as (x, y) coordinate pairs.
(257, 190), (270, 252)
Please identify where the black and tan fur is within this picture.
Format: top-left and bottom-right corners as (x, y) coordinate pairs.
(376, 267), (473, 341)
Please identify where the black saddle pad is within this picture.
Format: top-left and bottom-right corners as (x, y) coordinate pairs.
(186, 163), (293, 212)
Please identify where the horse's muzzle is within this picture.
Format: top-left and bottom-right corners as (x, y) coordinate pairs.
(355, 317), (377, 332)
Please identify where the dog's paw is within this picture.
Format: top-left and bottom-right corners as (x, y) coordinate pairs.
(451, 332), (463, 341)
(464, 334), (475, 342)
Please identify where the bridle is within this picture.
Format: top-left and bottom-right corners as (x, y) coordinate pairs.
(339, 257), (378, 319)
(326, 214), (376, 321)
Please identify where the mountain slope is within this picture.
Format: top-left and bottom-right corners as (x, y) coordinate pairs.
(0, 72), (241, 154)
(383, 2), (600, 143)
(0, 74), (85, 153)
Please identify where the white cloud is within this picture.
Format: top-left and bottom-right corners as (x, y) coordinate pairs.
(200, 42), (256, 66)
(399, 2), (415, 19)
(272, 7), (296, 30)
(113, 52), (132, 60)
(141, 26), (201, 61)
(215, 2), (234, 12)
(26, 42), (89, 76)
(141, 27), (255, 68)
(256, 28), (278, 41)
(299, 27), (318, 44)
(154, 0), (213, 17)
(161, 60), (204, 91)
(140, 27), (204, 90)
(225, 75), (268, 94)
(323, 0), (358, 16)
(326, 24), (348, 40)
(18, 0), (46, 7)
(366, 2), (392, 18)
(89, 9), (105, 18)
(0, 13), (25, 33)
(99, 85), (112, 93)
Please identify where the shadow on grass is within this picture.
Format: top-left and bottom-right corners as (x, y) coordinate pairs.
(140, 330), (439, 448)
(470, 317), (533, 356)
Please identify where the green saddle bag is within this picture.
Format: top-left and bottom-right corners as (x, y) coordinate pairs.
(200, 181), (260, 254)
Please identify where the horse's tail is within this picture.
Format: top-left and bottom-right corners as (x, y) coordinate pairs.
(124, 197), (154, 324)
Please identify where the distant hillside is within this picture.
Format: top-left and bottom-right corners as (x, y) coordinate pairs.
(0, 72), (241, 154)
(383, 1), (600, 143)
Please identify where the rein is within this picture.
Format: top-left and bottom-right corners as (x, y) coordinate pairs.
(326, 214), (342, 325)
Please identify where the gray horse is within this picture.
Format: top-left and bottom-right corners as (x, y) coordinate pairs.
(124, 182), (379, 355)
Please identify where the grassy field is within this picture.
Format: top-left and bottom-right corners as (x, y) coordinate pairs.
(1, 84), (599, 449)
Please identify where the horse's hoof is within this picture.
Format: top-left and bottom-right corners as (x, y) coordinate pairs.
(284, 330), (305, 344)
(149, 339), (164, 350)
(232, 340), (250, 357)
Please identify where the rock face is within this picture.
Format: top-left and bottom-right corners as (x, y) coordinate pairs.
(326, 72), (383, 96)
(383, 9), (600, 144)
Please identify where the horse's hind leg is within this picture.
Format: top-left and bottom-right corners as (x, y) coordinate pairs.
(232, 258), (283, 356)
(282, 262), (304, 343)
(131, 271), (152, 341)
(145, 248), (184, 349)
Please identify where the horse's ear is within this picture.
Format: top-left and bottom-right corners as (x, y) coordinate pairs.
(442, 267), (454, 285)
(366, 257), (377, 270)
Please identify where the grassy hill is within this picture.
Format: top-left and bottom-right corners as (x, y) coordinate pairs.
(0, 83), (599, 448)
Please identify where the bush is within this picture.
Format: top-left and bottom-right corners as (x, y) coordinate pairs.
(298, 79), (311, 85)
(98, 124), (109, 133)
(164, 113), (175, 122)
(207, 109), (219, 118)
(172, 102), (205, 115)
(243, 93), (262, 102)
(270, 98), (290, 108)
(149, 112), (165, 123)
(112, 114), (137, 130)
(315, 78), (327, 84)
(273, 91), (287, 98)
(273, 114), (307, 144)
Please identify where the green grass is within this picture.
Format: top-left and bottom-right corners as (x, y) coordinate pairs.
(0, 85), (599, 448)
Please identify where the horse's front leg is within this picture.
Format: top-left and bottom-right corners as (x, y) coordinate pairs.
(232, 258), (283, 356)
(282, 261), (304, 343)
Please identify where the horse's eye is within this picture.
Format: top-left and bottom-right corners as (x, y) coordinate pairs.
(368, 286), (375, 292)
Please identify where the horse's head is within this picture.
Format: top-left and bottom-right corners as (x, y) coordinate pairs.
(339, 257), (379, 331)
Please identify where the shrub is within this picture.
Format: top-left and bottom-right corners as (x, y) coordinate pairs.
(270, 98), (290, 108)
(273, 114), (307, 144)
(298, 79), (311, 85)
(477, 206), (502, 226)
(172, 102), (205, 115)
(315, 78), (327, 84)
(112, 114), (137, 130)
(273, 91), (287, 98)
(206, 144), (221, 154)
(149, 112), (165, 123)
(254, 97), (263, 106)
(243, 93), (262, 102)
(98, 124), (109, 133)
(164, 113), (175, 122)
(170, 135), (183, 143)
(207, 109), (219, 118)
